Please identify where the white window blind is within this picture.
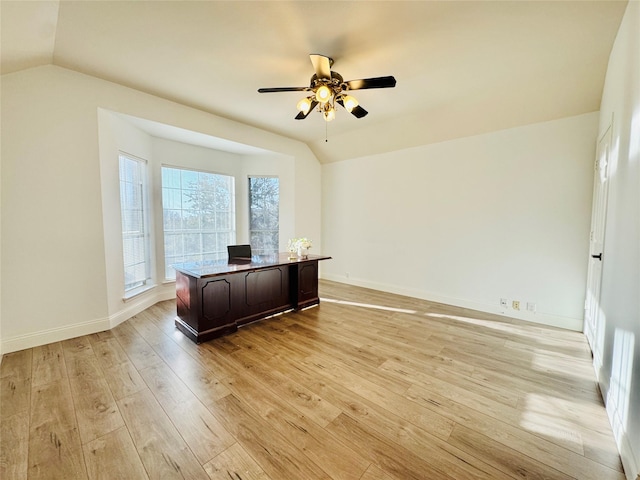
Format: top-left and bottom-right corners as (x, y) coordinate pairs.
(162, 167), (236, 279)
(118, 154), (151, 291)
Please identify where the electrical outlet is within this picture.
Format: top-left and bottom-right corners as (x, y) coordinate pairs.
(500, 298), (508, 308)
(527, 302), (537, 313)
(512, 300), (520, 310)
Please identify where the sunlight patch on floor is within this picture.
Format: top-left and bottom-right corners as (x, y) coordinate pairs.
(530, 351), (595, 382)
(424, 312), (530, 336)
(320, 297), (417, 314)
(520, 393), (585, 452)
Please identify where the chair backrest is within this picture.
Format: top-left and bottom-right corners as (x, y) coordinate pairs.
(227, 244), (252, 260)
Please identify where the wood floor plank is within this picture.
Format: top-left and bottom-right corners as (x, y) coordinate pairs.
(129, 311), (170, 347)
(326, 412), (455, 480)
(407, 383), (625, 480)
(83, 426), (148, 480)
(1, 349), (33, 379)
(111, 322), (164, 371)
(203, 442), (272, 480)
(359, 464), (397, 480)
(273, 320), (414, 395)
(445, 345), (601, 404)
(1, 372), (31, 419)
(301, 353), (456, 440)
(449, 422), (624, 479)
(262, 354), (510, 480)
(516, 392), (623, 471)
(0, 280), (625, 480)
(447, 423), (575, 480)
(138, 363), (235, 464)
(29, 379), (87, 480)
(379, 357), (519, 408)
(220, 371), (371, 480)
(144, 333), (232, 405)
(1, 411), (29, 480)
(381, 358), (587, 457)
(87, 337), (132, 369)
(62, 341), (124, 444)
(209, 394), (332, 480)
(88, 338), (148, 400)
(100, 362), (148, 401)
(117, 388), (209, 480)
(31, 343), (67, 387)
(227, 337), (343, 428)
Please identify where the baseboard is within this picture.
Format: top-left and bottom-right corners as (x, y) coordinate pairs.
(1, 316), (111, 354)
(618, 425), (639, 480)
(0, 288), (177, 354)
(605, 397), (640, 480)
(108, 286), (176, 329)
(320, 274), (583, 331)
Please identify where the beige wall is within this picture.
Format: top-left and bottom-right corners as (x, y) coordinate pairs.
(322, 112), (598, 330)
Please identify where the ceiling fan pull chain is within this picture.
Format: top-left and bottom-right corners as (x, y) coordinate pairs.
(325, 121), (328, 142)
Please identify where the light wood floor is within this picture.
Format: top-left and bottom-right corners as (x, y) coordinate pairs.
(1, 280), (626, 480)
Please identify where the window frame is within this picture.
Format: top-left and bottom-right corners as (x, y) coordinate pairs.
(118, 152), (152, 294)
(248, 175), (280, 255)
(161, 165), (236, 280)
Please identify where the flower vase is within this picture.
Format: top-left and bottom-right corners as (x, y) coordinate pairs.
(297, 246), (308, 258)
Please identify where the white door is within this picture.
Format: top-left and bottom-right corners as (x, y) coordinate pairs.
(584, 123), (611, 372)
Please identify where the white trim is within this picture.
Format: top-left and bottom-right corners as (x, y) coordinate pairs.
(1, 288), (177, 354)
(110, 287), (175, 329)
(612, 410), (640, 480)
(1, 316), (111, 354)
(122, 283), (157, 302)
(321, 273), (583, 331)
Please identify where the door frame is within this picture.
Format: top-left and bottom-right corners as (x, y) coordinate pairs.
(584, 117), (612, 375)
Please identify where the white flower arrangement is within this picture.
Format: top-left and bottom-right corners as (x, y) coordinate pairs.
(288, 237), (312, 257)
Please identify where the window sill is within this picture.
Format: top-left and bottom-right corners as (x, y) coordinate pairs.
(122, 284), (157, 303)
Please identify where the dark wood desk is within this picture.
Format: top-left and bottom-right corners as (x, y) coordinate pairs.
(173, 253), (331, 343)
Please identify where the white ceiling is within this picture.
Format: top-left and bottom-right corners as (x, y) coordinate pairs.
(1, 0), (628, 163)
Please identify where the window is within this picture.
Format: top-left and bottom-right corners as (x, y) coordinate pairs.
(249, 176), (279, 255)
(162, 167), (235, 279)
(118, 153), (151, 291)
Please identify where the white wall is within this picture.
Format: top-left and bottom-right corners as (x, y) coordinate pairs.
(2, 67), (111, 353)
(0, 65), (321, 354)
(322, 113), (598, 330)
(594, 1), (640, 478)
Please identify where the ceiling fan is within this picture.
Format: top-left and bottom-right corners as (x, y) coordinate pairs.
(258, 54), (396, 122)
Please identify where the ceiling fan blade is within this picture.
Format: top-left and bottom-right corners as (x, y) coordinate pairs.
(345, 76), (396, 90)
(337, 99), (369, 118)
(350, 105), (369, 118)
(310, 54), (333, 80)
(258, 87), (308, 93)
(295, 100), (318, 120)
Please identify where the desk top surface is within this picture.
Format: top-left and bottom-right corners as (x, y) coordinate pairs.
(173, 253), (331, 278)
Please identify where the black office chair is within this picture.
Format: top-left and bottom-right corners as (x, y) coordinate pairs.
(227, 244), (252, 260)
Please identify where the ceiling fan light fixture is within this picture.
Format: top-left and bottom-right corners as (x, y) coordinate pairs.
(343, 95), (359, 112)
(323, 107), (336, 122)
(297, 97), (312, 114)
(315, 85), (332, 103)
(258, 53), (396, 123)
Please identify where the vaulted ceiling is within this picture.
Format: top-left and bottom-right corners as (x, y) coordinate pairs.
(1, 1), (628, 163)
